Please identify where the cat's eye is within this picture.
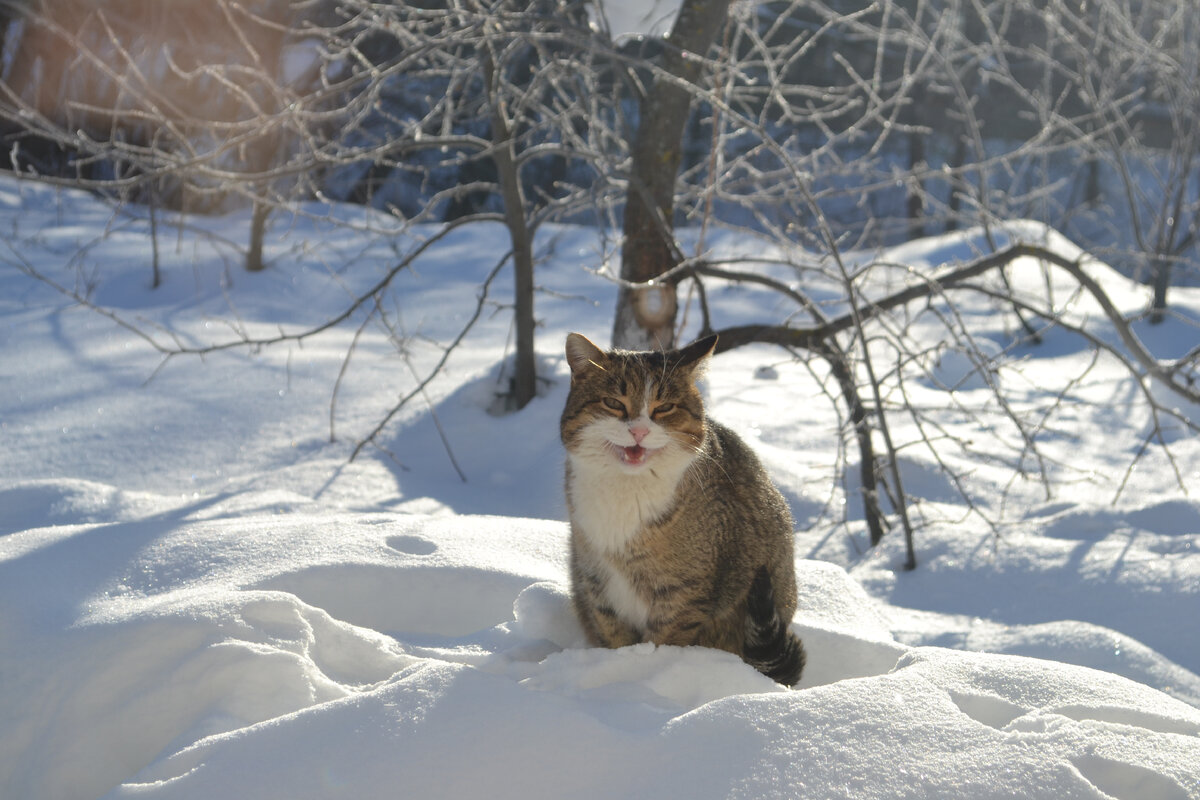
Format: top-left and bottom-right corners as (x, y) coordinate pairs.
(652, 402), (676, 416)
(602, 397), (626, 414)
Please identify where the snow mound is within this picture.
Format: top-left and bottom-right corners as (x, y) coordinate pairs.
(2, 487), (1198, 800)
(863, 497), (1200, 708)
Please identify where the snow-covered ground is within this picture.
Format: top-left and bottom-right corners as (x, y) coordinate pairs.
(1, 175), (1198, 799)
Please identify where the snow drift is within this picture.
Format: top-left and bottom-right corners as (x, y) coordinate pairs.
(2, 175), (1198, 799)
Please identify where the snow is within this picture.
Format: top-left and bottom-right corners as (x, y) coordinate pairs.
(591, 0), (683, 39)
(1, 173), (1199, 799)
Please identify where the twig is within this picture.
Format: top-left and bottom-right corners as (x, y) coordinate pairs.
(349, 248), (513, 461)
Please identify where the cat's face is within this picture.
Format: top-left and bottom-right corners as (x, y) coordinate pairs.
(561, 333), (715, 475)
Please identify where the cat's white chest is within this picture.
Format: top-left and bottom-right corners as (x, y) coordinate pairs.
(566, 453), (690, 553)
(596, 559), (650, 629)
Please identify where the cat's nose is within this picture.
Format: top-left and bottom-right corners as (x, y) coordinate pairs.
(628, 424), (650, 444)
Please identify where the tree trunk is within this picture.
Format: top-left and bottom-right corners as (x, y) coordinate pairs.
(613, 0), (732, 350)
(945, 135), (966, 232)
(1150, 255), (1172, 324)
(905, 84), (926, 241)
(246, 199), (271, 272)
(485, 53), (538, 410)
(149, 186), (161, 289)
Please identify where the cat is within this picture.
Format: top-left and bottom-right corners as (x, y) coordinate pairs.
(560, 332), (805, 686)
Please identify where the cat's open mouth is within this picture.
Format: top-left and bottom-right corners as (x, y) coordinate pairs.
(617, 444), (658, 466)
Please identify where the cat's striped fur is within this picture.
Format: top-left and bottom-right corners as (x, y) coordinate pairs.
(561, 332), (805, 686)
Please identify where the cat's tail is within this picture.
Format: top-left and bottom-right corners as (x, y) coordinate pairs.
(743, 566), (806, 687)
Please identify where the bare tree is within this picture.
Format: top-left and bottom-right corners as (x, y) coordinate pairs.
(594, 0), (1200, 558)
(611, 0), (732, 350)
(0, 0), (616, 414)
(4, 0), (1199, 562)
(1032, 0), (1200, 323)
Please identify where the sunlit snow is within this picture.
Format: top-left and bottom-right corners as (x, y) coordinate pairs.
(1, 174), (1198, 800)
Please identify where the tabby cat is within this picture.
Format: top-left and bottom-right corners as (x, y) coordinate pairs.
(561, 332), (805, 686)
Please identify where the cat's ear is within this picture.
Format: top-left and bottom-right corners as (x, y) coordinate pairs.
(565, 333), (608, 378)
(675, 334), (718, 371)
